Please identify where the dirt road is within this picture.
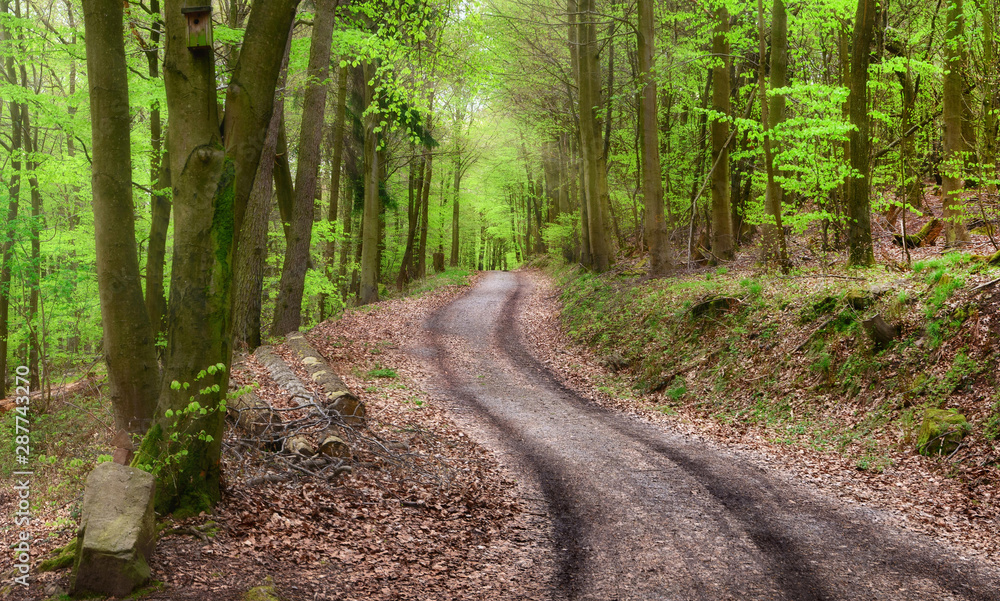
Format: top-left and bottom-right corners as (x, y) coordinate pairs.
(421, 271), (1000, 601)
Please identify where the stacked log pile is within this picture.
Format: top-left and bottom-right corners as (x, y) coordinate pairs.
(226, 335), (366, 484)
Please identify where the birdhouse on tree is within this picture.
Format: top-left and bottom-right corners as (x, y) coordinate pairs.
(180, 6), (213, 50)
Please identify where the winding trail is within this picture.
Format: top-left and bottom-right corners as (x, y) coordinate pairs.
(419, 271), (1000, 601)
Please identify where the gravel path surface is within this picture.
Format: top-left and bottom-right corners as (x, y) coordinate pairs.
(419, 271), (1000, 601)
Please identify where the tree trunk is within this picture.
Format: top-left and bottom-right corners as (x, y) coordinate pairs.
(0, 0), (23, 394)
(450, 164), (462, 267)
(398, 151), (422, 288)
(638, 0), (668, 275)
(337, 177), (354, 298)
(760, 0), (790, 267)
(274, 115), (295, 242)
(416, 138), (433, 278)
(897, 68), (921, 209)
(271, 0), (335, 335)
(577, 0), (612, 271)
(846, 0), (877, 264)
(358, 62), (380, 305)
(710, 6), (734, 262)
(25, 126), (41, 390)
(323, 64), (348, 301)
(144, 0), (168, 340)
(139, 0), (300, 517)
(233, 36), (289, 351)
(233, 110), (280, 350)
(82, 0), (161, 433)
(981, 0), (998, 190)
(942, 0), (970, 245)
(450, 103), (465, 267)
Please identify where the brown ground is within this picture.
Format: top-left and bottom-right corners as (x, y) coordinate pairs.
(420, 270), (1000, 600)
(4, 264), (1000, 600)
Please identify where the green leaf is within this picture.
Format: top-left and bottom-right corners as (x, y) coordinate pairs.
(170, 381), (181, 391)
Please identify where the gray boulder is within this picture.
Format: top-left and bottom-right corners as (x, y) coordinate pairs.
(70, 462), (156, 597)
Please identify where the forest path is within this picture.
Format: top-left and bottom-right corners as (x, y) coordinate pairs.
(417, 271), (1000, 601)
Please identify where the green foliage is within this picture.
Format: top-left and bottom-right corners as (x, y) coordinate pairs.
(366, 366), (398, 378)
(134, 364), (229, 478)
(665, 381), (687, 401)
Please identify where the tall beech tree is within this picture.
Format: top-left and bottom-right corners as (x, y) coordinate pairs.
(710, 5), (734, 262)
(144, 0), (170, 340)
(846, 0), (876, 265)
(0, 0), (23, 394)
(637, 0), (668, 275)
(941, 0), (970, 245)
(271, 0), (336, 334)
(359, 62), (381, 305)
(133, 0), (301, 516)
(576, 0), (612, 272)
(81, 0), (160, 433)
(759, 0), (789, 268)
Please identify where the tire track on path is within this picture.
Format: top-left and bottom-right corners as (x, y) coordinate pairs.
(420, 271), (1000, 601)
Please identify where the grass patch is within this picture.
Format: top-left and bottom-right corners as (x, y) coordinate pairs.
(365, 365), (398, 379)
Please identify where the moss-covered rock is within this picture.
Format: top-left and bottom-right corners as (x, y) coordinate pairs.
(70, 463), (157, 598)
(243, 576), (282, 601)
(917, 408), (971, 456)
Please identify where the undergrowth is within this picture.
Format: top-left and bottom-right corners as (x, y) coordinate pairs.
(551, 254), (1000, 471)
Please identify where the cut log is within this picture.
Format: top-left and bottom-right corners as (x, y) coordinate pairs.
(318, 428), (350, 458)
(227, 390), (283, 443)
(286, 331), (365, 425)
(253, 345), (316, 411)
(893, 218), (942, 248)
(284, 434), (316, 457)
(862, 314), (899, 350)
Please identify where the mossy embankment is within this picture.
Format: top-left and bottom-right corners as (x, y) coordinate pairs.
(550, 254), (1000, 478)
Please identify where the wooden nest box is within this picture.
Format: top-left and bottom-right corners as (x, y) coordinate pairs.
(181, 6), (213, 49)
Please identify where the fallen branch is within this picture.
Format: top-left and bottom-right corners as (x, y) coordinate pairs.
(778, 274), (866, 282)
(972, 277), (1000, 293)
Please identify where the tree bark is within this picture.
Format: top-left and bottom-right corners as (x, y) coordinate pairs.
(710, 6), (734, 262)
(82, 0), (161, 433)
(760, 0), (790, 267)
(140, 0), (300, 517)
(417, 133), (433, 278)
(577, 0), (612, 271)
(450, 103), (465, 267)
(0, 0), (23, 394)
(274, 115), (295, 242)
(846, 0), (877, 264)
(450, 163), (462, 267)
(233, 36), (289, 351)
(981, 0), (998, 190)
(398, 151), (422, 288)
(358, 62), (380, 305)
(271, 0), (336, 334)
(942, 0), (970, 245)
(25, 120), (41, 390)
(144, 0), (169, 340)
(638, 0), (668, 275)
(322, 64), (348, 303)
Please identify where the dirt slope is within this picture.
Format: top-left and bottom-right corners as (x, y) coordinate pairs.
(419, 270), (1000, 600)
